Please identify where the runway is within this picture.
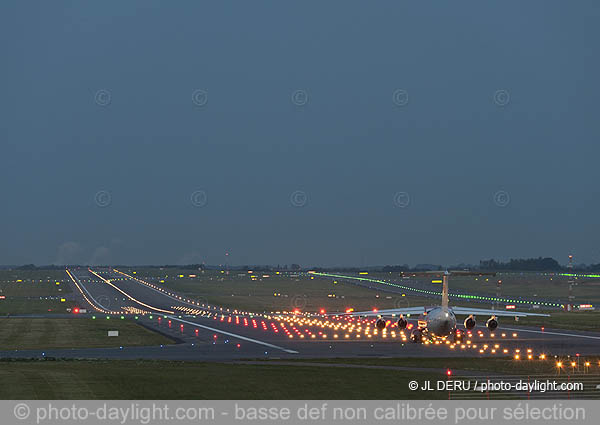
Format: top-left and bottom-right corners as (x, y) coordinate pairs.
(4, 267), (597, 362)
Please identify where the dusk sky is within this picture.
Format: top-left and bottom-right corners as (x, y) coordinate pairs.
(2, 1), (599, 267)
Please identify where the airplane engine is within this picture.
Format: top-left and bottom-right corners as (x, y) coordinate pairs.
(376, 319), (387, 330)
(396, 316), (408, 329)
(410, 329), (422, 343)
(464, 315), (476, 330)
(486, 317), (498, 331)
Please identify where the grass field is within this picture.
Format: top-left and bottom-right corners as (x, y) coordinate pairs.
(449, 273), (600, 305)
(508, 311), (600, 332)
(0, 270), (71, 295)
(0, 359), (444, 399)
(0, 269), (76, 314)
(0, 298), (77, 315)
(1, 356), (594, 399)
(0, 270), (71, 297)
(123, 268), (435, 313)
(365, 271), (600, 304)
(122, 268), (600, 331)
(0, 318), (174, 350)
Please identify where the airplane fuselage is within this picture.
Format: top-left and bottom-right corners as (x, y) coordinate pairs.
(418, 307), (457, 338)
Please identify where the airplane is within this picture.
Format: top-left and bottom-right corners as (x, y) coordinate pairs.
(341, 270), (550, 343)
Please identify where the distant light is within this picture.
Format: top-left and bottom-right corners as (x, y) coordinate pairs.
(446, 369), (452, 376)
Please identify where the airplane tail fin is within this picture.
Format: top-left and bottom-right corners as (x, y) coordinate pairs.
(442, 273), (449, 311)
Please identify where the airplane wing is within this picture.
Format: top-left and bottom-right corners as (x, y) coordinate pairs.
(340, 307), (429, 317)
(451, 306), (550, 317)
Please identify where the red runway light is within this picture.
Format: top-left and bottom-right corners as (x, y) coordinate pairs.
(446, 369), (452, 376)
(73, 308), (79, 314)
(236, 343), (241, 348)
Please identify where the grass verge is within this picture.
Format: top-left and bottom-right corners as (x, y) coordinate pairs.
(0, 359), (444, 399)
(0, 318), (174, 350)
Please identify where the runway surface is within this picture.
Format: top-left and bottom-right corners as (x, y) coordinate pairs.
(3, 267), (600, 361)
